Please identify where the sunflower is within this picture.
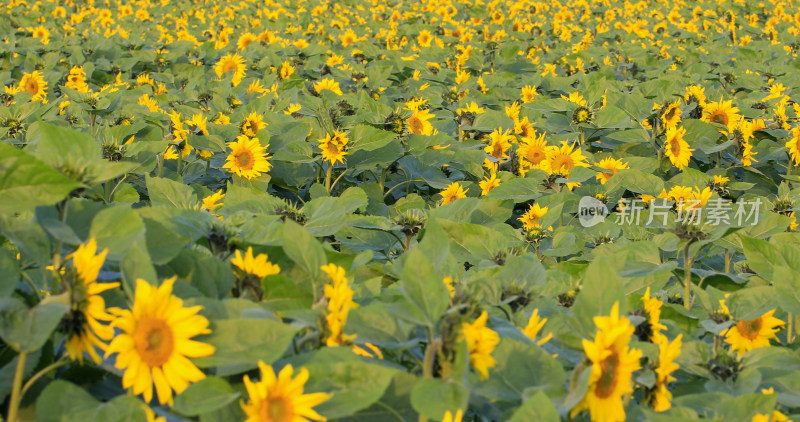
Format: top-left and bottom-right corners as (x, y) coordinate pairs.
(484, 128), (514, 162)
(321, 263), (358, 347)
(723, 309), (784, 355)
(641, 287), (667, 344)
(313, 78), (343, 95)
(231, 246), (280, 279)
(664, 126), (693, 170)
(201, 189), (225, 212)
(318, 131), (349, 165)
(561, 92), (587, 106)
(648, 335), (682, 412)
(106, 277), (215, 405)
(520, 85), (537, 103)
(522, 309), (552, 346)
(215, 54), (247, 86)
(546, 141), (589, 177)
(240, 112), (267, 137)
(519, 203), (548, 231)
(65, 66), (89, 93)
(661, 101), (681, 129)
(440, 182), (468, 205)
(479, 173), (501, 196)
(741, 137), (758, 166)
(514, 116), (536, 138)
(442, 409), (464, 422)
(505, 101), (521, 122)
(63, 239), (118, 364)
(417, 30), (433, 47)
(19, 71), (48, 102)
(785, 127), (800, 166)
(278, 61), (295, 80)
(595, 157), (629, 184)
(462, 311), (499, 380)
(518, 131), (549, 170)
(241, 362), (331, 422)
(223, 135), (273, 180)
(702, 99), (740, 132)
(571, 302), (642, 422)
(408, 109), (435, 135)
(684, 85), (706, 106)
(237, 32), (257, 50)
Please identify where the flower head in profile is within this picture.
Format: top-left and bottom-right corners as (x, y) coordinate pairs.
(231, 246), (280, 279)
(223, 135), (273, 180)
(313, 78), (343, 96)
(647, 335), (682, 412)
(201, 189), (225, 212)
(440, 182), (468, 205)
(595, 157), (629, 184)
(241, 362), (332, 422)
(723, 309), (784, 355)
(519, 203), (548, 231)
(63, 239), (118, 364)
(785, 127), (800, 166)
(462, 311), (499, 380)
(106, 277), (215, 405)
(240, 112), (267, 138)
(664, 126), (693, 170)
(570, 302), (642, 422)
(321, 263), (358, 347)
(479, 173), (501, 196)
(522, 309), (552, 346)
(215, 54), (247, 86)
(639, 287), (667, 344)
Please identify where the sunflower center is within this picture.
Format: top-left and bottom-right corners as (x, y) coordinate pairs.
(235, 149), (255, 169)
(408, 117), (422, 133)
(710, 111), (728, 126)
(134, 317), (174, 367)
(550, 155), (573, 172)
(595, 351), (620, 399)
(491, 143), (504, 157)
(222, 61), (238, 73)
(260, 395), (294, 422)
(25, 80), (39, 95)
(737, 317), (763, 340)
(526, 147), (545, 164)
(670, 138), (681, 156)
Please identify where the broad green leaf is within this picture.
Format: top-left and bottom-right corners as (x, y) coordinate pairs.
(172, 376), (240, 417)
(0, 298), (68, 352)
(399, 247), (449, 327)
(410, 379), (467, 420)
(0, 144), (80, 213)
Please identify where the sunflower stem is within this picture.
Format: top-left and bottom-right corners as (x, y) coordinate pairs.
(724, 249), (730, 273)
(324, 164), (333, 195)
(418, 330), (440, 422)
(6, 351), (27, 422)
(682, 243), (693, 310)
(788, 313), (793, 344)
(19, 357), (70, 401)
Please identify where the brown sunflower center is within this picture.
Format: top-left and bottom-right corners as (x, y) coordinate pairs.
(408, 116), (423, 134)
(491, 142), (504, 157)
(709, 110), (728, 126)
(25, 79), (39, 95)
(134, 317), (174, 367)
(260, 395), (294, 422)
(595, 351), (620, 399)
(235, 149), (255, 169)
(737, 317), (763, 340)
(526, 147), (545, 164)
(670, 137), (681, 156)
(550, 154), (574, 172)
(222, 61), (238, 73)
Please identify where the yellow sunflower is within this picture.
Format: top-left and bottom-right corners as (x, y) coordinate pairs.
(237, 32), (257, 50)
(313, 78), (343, 95)
(522, 308), (552, 346)
(223, 135), (273, 180)
(683, 85), (706, 106)
(106, 277), (215, 405)
(561, 92), (587, 106)
(641, 287), (667, 344)
(701, 99), (740, 132)
(664, 126), (694, 170)
(595, 157), (629, 184)
(723, 309), (784, 355)
(417, 30), (433, 47)
(321, 263), (358, 347)
(278, 61), (295, 80)
(231, 246), (280, 279)
(785, 127), (800, 166)
(462, 311), (499, 380)
(408, 109), (435, 135)
(546, 141), (589, 177)
(483, 128), (514, 162)
(478, 173), (501, 196)
(19, 71), (48, 102)
(440, 182), (468, 205)
(520, 85), (537, 103)
(201, 189), (225, 212)
(318, 131), (349, 165)
(64, 239), (118, 364)
(215, 54), (247, 87)
(240, 112), (267, 137)
(442, 409), (464, 422)
(241, 362), (332, 422)
(571, 302), (642, 422)
(519, 203), (548, 231)
(518, 131), (549, 171)
(649, 335), (682, 412)
(661, 101), (681, 129)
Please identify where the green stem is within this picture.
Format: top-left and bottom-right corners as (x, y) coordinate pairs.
(683, 243), (693, 310)
(724, 249), (730, 273)
(418, 330), (440, 422)
(383, 179), (424, 200)
(324, 164), (333, 195)
(19, 358), (70, 401)
(6, 351), (28, 422)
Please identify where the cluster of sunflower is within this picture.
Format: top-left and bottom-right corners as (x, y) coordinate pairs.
(3, 0), (800, 420)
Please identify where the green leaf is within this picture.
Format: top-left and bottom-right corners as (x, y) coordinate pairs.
(28, 122), (100, 167)
(399, 247), (449, 327)
(146, 175), (198, 208)
(0, 248), (20, 297)
(0, 298), (68, 352)
(509, 390), (560, 422)
(304, 359), (398, 419)
(0, 143), (80, 213)
(485, 176), (545, 201)
(36, 380), (148, 422)
(410, 379), (467, 420)
(89, 206), (146, 257)
(571, 259), (624, 336)
(261, 274), (314, 311)
(473, 338), (566, 401)
(172, 376), (240, 417)
(194, 318), (300, 376)
(281, 220), (326, 282)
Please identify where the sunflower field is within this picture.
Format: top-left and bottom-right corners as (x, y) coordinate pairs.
(2, 0), (800, 421)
